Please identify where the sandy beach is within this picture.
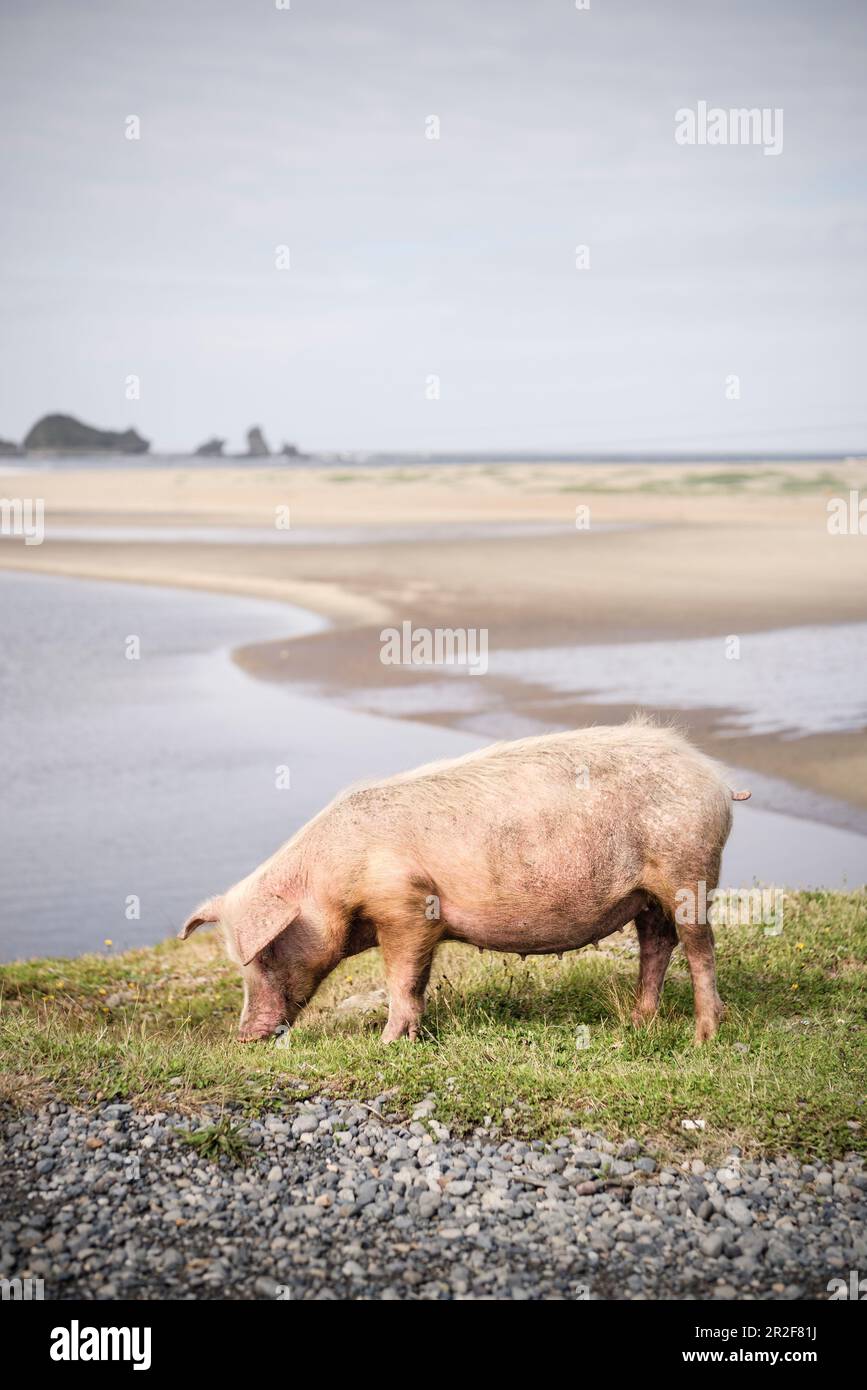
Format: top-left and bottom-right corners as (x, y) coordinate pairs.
(3, 458), (867, 817)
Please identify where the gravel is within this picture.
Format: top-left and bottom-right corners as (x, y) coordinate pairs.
(1, 1097), (864, 1301)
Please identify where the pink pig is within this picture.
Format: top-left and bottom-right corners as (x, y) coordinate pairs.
(181, 720), (750, 1044)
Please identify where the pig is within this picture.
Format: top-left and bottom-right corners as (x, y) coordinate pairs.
(180, 719), (751, 1045)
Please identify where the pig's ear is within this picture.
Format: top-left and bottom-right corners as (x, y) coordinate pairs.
(235, 902), (301, 968)
(179, 897), (223, 941)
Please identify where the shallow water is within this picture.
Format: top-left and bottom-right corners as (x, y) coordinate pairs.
(491, 627), (867, 737)
(344, 624), (867, 739)
(0, 573), (864, 961)
(34, 520), (634, 546)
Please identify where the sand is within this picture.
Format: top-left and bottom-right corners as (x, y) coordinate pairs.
(2, 459), (866, 815)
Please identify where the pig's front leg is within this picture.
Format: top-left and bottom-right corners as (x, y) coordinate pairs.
(379, 930), (437, 1042)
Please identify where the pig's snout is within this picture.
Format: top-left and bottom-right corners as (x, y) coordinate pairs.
(237, 968), (299, 1043)
(238, 1015), (288, 1043)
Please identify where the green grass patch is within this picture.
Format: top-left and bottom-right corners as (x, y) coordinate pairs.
(553, 469), (849, 495)
(1, 892), (864, 1162)
(178, 1117), (252, 1164)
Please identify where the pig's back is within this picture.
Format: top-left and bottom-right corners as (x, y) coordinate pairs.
(355, 722), (727, 827)
(325, 722), (731, 914)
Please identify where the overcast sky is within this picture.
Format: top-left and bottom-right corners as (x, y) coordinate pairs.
(1, 0), (865, 455)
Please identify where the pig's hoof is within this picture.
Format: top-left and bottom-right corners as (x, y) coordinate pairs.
(693, 1011), (725, 1044)
(631, 1004), (657, 1027)
(380, 1023), (421, 1043)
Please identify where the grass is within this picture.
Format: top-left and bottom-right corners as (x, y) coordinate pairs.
(178, 1117), (252, 1164)
(554, 469), (849, 495)
(1, 891), (864, 1163)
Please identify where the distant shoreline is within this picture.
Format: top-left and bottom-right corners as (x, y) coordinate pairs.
(7, 449), (867, 471)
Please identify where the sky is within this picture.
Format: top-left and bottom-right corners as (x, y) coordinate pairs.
(1, 0), (865, 456)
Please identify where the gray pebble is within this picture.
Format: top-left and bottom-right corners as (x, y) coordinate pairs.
(1, 1097), (860, 1303)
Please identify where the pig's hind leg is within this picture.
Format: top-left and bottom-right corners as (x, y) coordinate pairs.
(657, 868), (726, 1044)
(631, 901), (678, 1025)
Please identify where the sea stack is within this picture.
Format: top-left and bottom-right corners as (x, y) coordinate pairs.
(194, 437), (226, 457)
(23, 414), (150, 454)
(246, 426), (271, 457)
